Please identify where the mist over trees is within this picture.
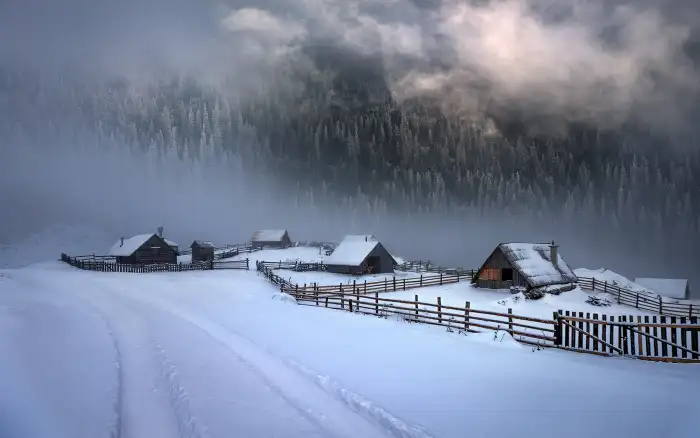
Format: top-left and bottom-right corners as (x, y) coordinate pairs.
(1, 0), (699, 290)
(2, 61), (698, 284)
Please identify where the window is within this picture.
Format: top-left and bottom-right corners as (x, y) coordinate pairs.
(501, 268), (514, 282)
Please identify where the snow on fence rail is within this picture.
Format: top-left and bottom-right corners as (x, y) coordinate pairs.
(257, 262), (700, 363)
(577, 277), (699, 318)
(60, 253), (250, 272)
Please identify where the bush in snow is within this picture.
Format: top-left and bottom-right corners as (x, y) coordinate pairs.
(585, 295), (612, 307)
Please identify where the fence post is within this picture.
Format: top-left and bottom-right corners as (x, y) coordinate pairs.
(210, 260), (214, 270)
(325, 296), (328, 308)
(340, 283), (343, 295)
(246, 258), (249, 270)
(553, 311), (562, 346)
(690, 304), (694, 319)
(295, 285), (298, 297)
(364, 281), (367, 294)
(635, 293), (639, 308)
(393, 277), (396, 291)
(457, 272), (460, 282)
(465, 301), (470, 331)
(403, 278), (406, 290)
(415, 295), (419, 322)
(603, 280), (607, 293)
(420, 275), (423, 287)
(507, 308), (514, 336)
(440, 272), (443, 285)
(353, 280), (356, 295)
(437, 297), (442, 324)
(315, 291), (319, 306)
(659, 295), (663, 315)
(349, 299), (353, 313)
(384, 278), (387, 292)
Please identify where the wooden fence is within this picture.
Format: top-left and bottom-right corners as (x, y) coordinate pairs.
(258, 262), (699, 363)
(293, 272), (470, 298)
(395, 260), (477, 277)
(555, 311), (700, 363)
(61, 253), (249, 272)
(577, 277), (699, 318)
(287, 286), (557, 347)
(397, 260), (698, 319)
(257, 261), (326, 272)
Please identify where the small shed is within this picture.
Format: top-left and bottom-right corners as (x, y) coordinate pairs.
(472, 242), (577, 291)
(107, 233), (178, 265)
(191, 240), (215, 262)
(251, 229), (292, 250)
(633, 278), (690, 300)
(325, 235), (396, 275)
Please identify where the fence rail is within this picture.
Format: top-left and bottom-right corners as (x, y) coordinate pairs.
(395, 260), (477, 277)
(577, 277), (699, 318)
(61, 253), (249, 272)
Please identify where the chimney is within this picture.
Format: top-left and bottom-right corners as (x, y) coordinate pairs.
(120, 237), (125, 247)
(365, 236), (368, 242)
(550, 240), (559, 268)
(157, 226), (164, 238)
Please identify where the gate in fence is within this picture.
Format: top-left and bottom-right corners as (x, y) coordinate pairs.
(555, 311), (700, 363)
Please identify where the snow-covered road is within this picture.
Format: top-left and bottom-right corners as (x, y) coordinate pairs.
(1, 262), (699, 438)
(0, 266), (421, 438)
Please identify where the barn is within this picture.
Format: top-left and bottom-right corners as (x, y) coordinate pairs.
(633, 278), (690, 300)
(251, 230), (292, 250)
(325, 235), (396, 275)
(191, 240), (215, 262)
(107, 233), (178, 265)
(472, 242), (577, 292)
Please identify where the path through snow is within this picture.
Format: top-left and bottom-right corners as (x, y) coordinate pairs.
(0, 265), (428, 438)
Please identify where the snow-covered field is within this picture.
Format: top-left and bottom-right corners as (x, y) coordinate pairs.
(1, 261), (699, 438)
(378, 283), (659, 320)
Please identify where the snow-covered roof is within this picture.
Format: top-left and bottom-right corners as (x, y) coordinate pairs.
(633, 278), (689, 300)
(107, 234), (158, 257)
(251, 230), (288, 242)
(164, 239), (178, 248)
(498, 243), (577, 288)
(191, 240), (215, 248)
(325, 236), (382, 266)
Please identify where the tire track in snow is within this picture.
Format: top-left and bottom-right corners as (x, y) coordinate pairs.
(78, 291), (208, 438)
(284, 360), (434, 438)
(149, 336), (209, 438)
(128, 294), (436, 438)
(72, 297), (125, 438)
(108, 294), (209, 438)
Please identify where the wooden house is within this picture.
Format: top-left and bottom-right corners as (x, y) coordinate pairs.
(325, 235), (396, 275)
(191, 240), (215, 262)
(251, 230), (292, 250)
(472, 242), (577, 292)
(107, 234), (178, 265)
